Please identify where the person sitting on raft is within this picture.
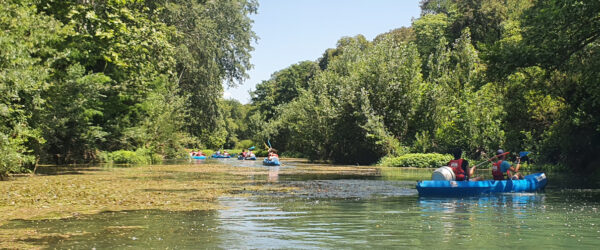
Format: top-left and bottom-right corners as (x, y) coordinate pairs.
(448, 148), (481, 181)
(267, 148), (279, 161)
(491, 149), (523, 180)
(241, 149), (247, 157)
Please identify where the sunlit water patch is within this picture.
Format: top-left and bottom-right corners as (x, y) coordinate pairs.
(215, 191), (600, 249)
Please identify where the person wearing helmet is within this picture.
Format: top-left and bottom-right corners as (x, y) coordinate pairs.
(491, 149), (523, 180)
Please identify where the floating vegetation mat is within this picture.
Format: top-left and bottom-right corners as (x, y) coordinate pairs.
(0, 163), (295, 248)
(0, 162), (384, 248)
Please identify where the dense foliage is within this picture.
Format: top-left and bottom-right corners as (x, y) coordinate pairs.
(2, 0), (599, 175)
(379, 153), (453, 168)
(1, 0), (256, 175)
(249, 0), (600, 171)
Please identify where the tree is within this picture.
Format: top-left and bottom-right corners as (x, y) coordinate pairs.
(412, 13), (450, 76)
(373, 27), (416, 45)
(158, 0), (258, 148)
(36, 0), (181, 162)
(317, 35), (370, 71)
(492, 0), (600, 170)
(251, 61), (319, 120)
(0, 0), (66, 173)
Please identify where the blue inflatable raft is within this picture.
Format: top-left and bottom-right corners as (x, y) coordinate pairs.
(191, 155), (206, 160)
(263, 158), (281, 166)
(416, 172), (547, 197)
(211, 154), (231, 158)
(238, 155), (257, 160)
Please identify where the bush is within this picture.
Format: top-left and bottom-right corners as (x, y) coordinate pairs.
(100, 148), (162, 165)
(135, 148), (163, 164)
(110, 150), (146, 164)
(97, 151), (111, 163)
(379, 153), (453, 168)
(1, 133), (35, 177)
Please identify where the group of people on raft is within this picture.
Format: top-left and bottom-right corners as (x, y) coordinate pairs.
(214, 150), (230, 157)
(190, 147), (279, 160)
(238, 148), (279, 160)
(447, 148), (524, 181)
(239, 149), (256, 158)
(190, 151), (206, 156)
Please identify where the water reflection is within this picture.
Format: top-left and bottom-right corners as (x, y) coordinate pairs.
(268, 166), (279, 182)
(213, 192), (600, 249)
(418, 194), (546, 214)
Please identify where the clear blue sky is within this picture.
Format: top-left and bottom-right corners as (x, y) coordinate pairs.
(224, 0), (422, 104)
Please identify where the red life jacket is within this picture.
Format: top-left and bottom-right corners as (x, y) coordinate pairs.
(449, 159), (466, 181)
(492, 160), (505, 180)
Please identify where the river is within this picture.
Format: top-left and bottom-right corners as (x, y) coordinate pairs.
(2, 158), (599, 248)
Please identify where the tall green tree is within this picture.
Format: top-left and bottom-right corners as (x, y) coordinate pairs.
(265, 35), (423, 164)
(250, 61), (320, 152)
(159, 0), (258, 148)
(251, 61), (319, 120)
(414, 29), (503, 157)
(0, 0), (66, 173)
(512, 0), (600, 170)
(36, 0), (180, 163)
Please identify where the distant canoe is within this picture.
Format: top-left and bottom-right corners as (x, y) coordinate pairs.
(416, 172), (547, 197)
(211, 154), (231, 158)
(263, 158), (280, 166)
(191, 155), (206, 160)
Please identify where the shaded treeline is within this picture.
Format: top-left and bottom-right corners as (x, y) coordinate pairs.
(1, 0), (257, 173)
(2, 0), (599, 176)
(247, 0), (600, 172)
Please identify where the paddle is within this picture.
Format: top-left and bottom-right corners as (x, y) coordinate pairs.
(519, 151), (531, 163)
(472, 151), (510, 168)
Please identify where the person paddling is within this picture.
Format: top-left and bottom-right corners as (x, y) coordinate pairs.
(448, 148), (481, 181)
(267, 148), (279, 161)
(491, 149), (523, 180)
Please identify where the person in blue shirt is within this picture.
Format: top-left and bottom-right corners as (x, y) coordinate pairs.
(491, 149), (523, 180)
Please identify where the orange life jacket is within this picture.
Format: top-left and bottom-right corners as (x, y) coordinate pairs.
(449, 159), (466, 181)
(492, 160), (505, 180)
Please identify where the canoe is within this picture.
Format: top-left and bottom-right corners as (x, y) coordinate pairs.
(237, 155), (257, 160)
(263, 158), (281, 166)
(191, 155), (206, 160)
(416, 172), (547, 197)
(211, 154), (231, 158)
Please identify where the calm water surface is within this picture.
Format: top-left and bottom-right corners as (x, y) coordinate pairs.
(3, 159), (600, 249)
